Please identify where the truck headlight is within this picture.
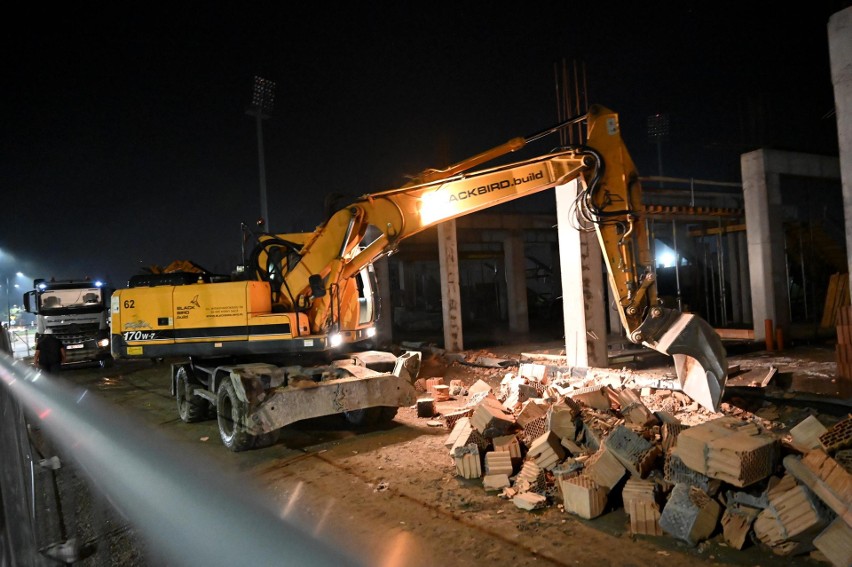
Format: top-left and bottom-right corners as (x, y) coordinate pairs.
(366, 327), (376, 338)
(97, 338), (110, 348)
(329, 333), (343, 348)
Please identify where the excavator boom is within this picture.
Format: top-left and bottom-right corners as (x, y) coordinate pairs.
(155, 105), (729, 412)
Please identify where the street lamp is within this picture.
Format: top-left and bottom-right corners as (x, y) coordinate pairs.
(246, 76), (276, 232)
(647, 112), (670, 186)
(5, 272), (24, 327)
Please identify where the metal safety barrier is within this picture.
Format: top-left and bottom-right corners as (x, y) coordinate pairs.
(0, 354), (366, 567)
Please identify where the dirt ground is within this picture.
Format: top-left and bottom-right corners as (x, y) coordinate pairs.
(17, 337), (851, 567)
(228, 338), (849, 567)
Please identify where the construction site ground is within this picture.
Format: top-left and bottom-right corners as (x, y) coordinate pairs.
(24, 333), (851, 567)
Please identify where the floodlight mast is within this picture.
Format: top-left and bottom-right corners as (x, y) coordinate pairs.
(247, 76), (276, 231)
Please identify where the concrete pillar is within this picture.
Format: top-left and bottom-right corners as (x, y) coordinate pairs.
(503, 230), (529, 334)
(437, 220), (463, 351)
(373, 257), (393, 347)
(742, 151), (788, 340)
(742, 149), (841, 339)
(556, 179), (608, 367)
(830, 8), (852, 291)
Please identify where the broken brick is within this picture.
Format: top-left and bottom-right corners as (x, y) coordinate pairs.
(659, 484), (721, 547)
(721, 504), (760, 550)
(584, 448), (627, 491)
(783, 449), (852, 527)
(676, 416), (778, 487)
(813, 517), (852, 567)
(471, 394), (516, 437)
(603, 424), (661, 478)
(622, 478), (662, 536)
(558, 474), (608, 519)
(527, 431), (566, 470)
(753, 482), (832, 555)
(484, 451), (514, 476)
(789, 415), (828, 452)
(453, 444), (483, 479)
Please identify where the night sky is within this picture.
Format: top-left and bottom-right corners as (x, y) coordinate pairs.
(2, 3), (847, 290)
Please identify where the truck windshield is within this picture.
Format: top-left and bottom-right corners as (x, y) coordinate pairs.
(40, 288), (103, 311)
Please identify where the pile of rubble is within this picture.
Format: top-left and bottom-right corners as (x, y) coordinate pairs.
(421, 357), (852, 567)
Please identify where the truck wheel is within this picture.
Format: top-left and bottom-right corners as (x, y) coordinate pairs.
(176, 367), (207, 423)
(217, 380), (253, 452)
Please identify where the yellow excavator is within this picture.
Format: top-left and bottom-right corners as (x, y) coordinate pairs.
(111, 105), (727, 451)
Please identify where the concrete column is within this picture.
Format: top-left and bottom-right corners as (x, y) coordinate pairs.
(742, 149), (841, 339)
(373, 257), (393, 347)
(830, 7), (852, 291)
(742, 151), (788, 340)
(437, 220), (463, 352)
(503, 230), (529, 334)
(556, 180), (608, 367)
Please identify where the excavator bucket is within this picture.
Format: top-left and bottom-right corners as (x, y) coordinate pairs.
(637, 308), (728, 412)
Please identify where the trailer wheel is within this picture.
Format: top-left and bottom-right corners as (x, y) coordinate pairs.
(176, 367), (207, 423)
(217, 380), (253, 452)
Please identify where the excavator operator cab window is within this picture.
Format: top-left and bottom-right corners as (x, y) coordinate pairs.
(265, 247), (284, 297)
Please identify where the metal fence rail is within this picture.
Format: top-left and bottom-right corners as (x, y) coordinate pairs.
(0, 354), (365, 567)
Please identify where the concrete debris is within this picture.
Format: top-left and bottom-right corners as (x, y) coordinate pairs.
(819, 415), (852, 453)
(470, 355), (517, 368)
(675, 417), (779, 487)
(813, 517), (852, 567)
(753, 481), (832, 555)
(622, 478), (663, 535)
(483, 473), (511, 492)
(789, 415), (828, 452)
(721, 504), (760, 549)
(558, 474), (608, 519)
(434, 360), (852, 560)
(783, 449), (852, 527)
(659, 484), (721, 546)
(513, 491), (547, 511)
(417, 398), (436, 418)
(448, 379), (466, 397)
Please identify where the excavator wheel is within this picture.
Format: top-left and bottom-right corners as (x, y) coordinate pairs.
(253, 428), (281, 449)
(343, 406), (398, 427)
(376, 406), (398, 423)
(176, 366), (208, 423)
(343, 407), (380, 427)
(216, 379), (254, 452)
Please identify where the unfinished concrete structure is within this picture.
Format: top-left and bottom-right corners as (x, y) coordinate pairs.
(377, 6), (852, 360)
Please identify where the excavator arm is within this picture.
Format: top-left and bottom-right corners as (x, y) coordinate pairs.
(251, 105), (727, 411)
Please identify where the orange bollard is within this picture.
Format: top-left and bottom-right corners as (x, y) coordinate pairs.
(765, 319), (775, 351)
(775, 327), (784, 351)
